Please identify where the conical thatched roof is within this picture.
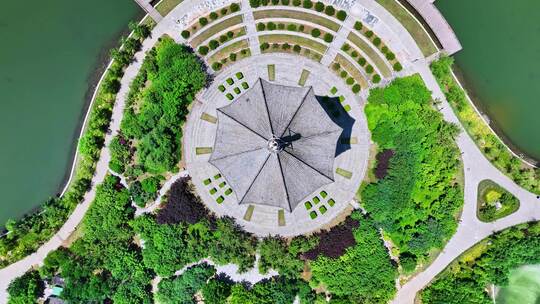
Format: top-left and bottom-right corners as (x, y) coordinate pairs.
(209, 79), (342, 211)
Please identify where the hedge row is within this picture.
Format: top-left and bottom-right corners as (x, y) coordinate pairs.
(256, 22), (333, 42)
(250, 0), (347, 21)
(181, 3), (241, 39)
(197, 29), (244, 56)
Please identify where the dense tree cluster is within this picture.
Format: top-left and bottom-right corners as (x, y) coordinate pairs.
(303, 217), (359, 259)
(361, 75), (463, 267)
(156, 263), (216, 303)
(431, 56), (540, 194)
(7, 270), (44, 304)
(421, 222), (540, 303)
(257, 236), (317, 278)
(0, 23), (151, 269)
(156, 177), (207, 224)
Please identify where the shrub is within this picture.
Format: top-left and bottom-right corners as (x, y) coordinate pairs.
(209, 39), (219, 50)
(272, 42), (279, 49)
(346, 77), (354, 85)
(234, 87), (241, 94)
(287, 24), (297, 31)
(340, 70), (347, 78)
(282, 42), (291, 50)
(332, 62), (340, 71)
(221, 8), (228, 15)
(393, 62), (403, 71)
(250, 0), (260, 7)
(102, 78), (121, 94)
(226, 93), (234, 100)
(278, 23), (285, 30)
(199, 17), (208, 26)
(230, 2), (241, 12)
(358, 57), (367, 66)
(236, 72), (244, 79)
(157, 177), (209, 224)
(298, 24), (305, 32)
(272, 0), (280, 4)
(240, 48), (248, 55)
(261, 0), (269, 5)
(315, 1), (325, 11)
(257, 23), (266, 31)
(293, 0), (301, 6)
(341, 43), (350, 51)
(365, 30), (374, 38)
(260, 42), (270, 50)
(212, 62), (222, 70)
(354, 21), (363, 30)
(336, 10), (347, 21)
(293, 44), (301, 53)
(382, 46), (389, 54)
(324, 5), (335, 16)
(7, 270), (44, 304)
(198, 45), (209, 55)
(267, 22), (276, 30)
(352, 83), (361, 93)
(226, 78), (234, 85)
(218, 85), (226, 92)
(209, 12), (219, 20)
(281, 0), (290, 4)
(311, 28), (321, 38)
(181, 30), (190, 39)
(351, 50), (358, 58)
(219, 35), (228, 43)
(373, 37), (381, 46)
(303, 0), (313, 8)
(372, 74), (381, 83)
(323, 33), (334, 43)
(241, 82), (249, 89)
(227, 31), (234, 38)
(365, 64), (374, 74)
(386, 52), (396, 61)
(229, 52), (237, 61)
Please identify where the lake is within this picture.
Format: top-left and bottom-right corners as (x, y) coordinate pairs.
(0, 0), (140, 225)
(436, 0), (540, 162)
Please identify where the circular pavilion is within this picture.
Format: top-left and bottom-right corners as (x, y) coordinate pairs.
(209, 78), (342, 212)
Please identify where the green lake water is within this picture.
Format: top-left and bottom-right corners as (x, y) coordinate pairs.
(436, 0), (540, 162)
(496, 265), (540, 304)
(0, 0), (140, 225)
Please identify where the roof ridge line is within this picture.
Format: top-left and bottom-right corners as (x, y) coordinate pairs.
(217, 109), (269, 141)
(259, 78), (276, 136)
(276, 154), (293, 211)
(238, 153), (271, 203)
(278, 86), (313, 138)
(283, 150), (335, 182)
(209, 146), (268, 163)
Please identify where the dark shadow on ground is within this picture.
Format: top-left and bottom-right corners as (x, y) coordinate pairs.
(315, 95), (356, 157)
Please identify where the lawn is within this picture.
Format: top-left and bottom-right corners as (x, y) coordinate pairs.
(335, 54), (368, 88)
(347, 32), (391, 77)
(253, 9), (341, 32)
(477, 179), (520, 222)
(298, 69), (310, 86)
(190, 15), (244, 47)
(375, 0), (438, 57)
(155, 0), (183, 15)
(208, 39), (249, 63)
(258, 34), (328, 53)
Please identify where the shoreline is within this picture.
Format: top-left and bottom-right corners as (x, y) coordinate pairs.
(450, 62), (539, 167)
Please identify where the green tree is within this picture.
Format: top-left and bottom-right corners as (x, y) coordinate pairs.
(7, 270), (44, 304)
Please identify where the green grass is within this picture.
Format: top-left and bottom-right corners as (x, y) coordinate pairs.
(253, 9), (341, 32)
(216, 195), (225, 204)
(346, 33), (391, 77)
(334, 54), (368, 88)
(200, 112), (217, 123)
(208, 39), (249, 63)
(319, 205), (328, 214)
(213, 173), (221, 179)
(218, 84), (226, 92)
(336, 167), (353, 179)
(330, 86), (338, 95)
(298, 69), (310, 86)
(244, 205), (255, 221)
(309, 211), (318, 219)
(219, 181), (226, 188)
(320, 191), (328, 198)
(224, 188), (233, 195)
(155, 0), (183, 16)
(236, 72), (244, 79)
(258, 34), (328, 53)
(190, 15), (244, 47)
(233, 87), (241, 94)
(241, 82), (249, 89)
(195, 147), (213, 155)
(267, 64), (276, 81)
(305, 201), (313, 210)
(328, 199), (335, 207)
(209, 188), (217, 195)
(203, 178), (211, 185)
(226, 93), (234, 100)
(375, 0), (438, 57)
(313, 196), (320, 204)
(278, 209), (286, 226)
(477, 180), (520, 222)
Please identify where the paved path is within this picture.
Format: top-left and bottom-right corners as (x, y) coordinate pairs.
(134, 0), (164, 23)
(241, 0), (261, 56)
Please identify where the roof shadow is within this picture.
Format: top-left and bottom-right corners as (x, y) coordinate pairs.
(315, 95), (356, 157)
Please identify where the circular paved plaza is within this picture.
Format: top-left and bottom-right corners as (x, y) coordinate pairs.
(184, 54), (370, 236)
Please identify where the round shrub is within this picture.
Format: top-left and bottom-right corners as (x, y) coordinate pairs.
(393, 62), (403, 71)
(227, 31), (234, 38)
(372, 74), (381, 83)
(340, 70), (347, 78)
(250, 0), (260, 6)
(358, 57), (366, 66)
(103, 78), (121, 94)
(230, 3), (241, 12)
(354, 21), (363, 31)
(241, 48), (249, 55)
(373, 37), (381, 46)
(324, 5), (335, 16)
(229, 52), (237, 61)
(336, 10), (347, 21)
(220, 58), (227, 64)
(351, 51), (358, 58)
(278, 23), (285, 30)
(298, 24), (305, 32)
(352, 83), (361, 93)
(199, 17), (208, 26)
(315, 1), (325, 12)
(198, 45), (209, 55)
(221, 8), (228, 15)
(209, 12), (218, 20)
(272, 0), (280, 4)
(323, 33), (334, 43)
(381, 46), (389, 54)
(211, 62), (222, 70)
(311, 28), (321, 38)
(181, 30), (190, 39)
(209, 39), (220, 50)
(261, 0), (269, 5)
(365, 64), (374, 74)
(346, 77), (354, 85)
(303, 0), (313, 8)
(293, 44), (301, 53)
(272, 43), (279, 49)
(281, 0), (290, 4)
(341, 43), (351, 51)
(400, 253), (418, 273)
(219, 35), (228, 43)
(332, 62), (340, 71)
(386, 52), (396, 61)
(257, 23), (266, 31)
(365, 30), (374, 38)
(287, 24), (297, 31)
(282, 42), (291, 50)
(293, 0), (301, 6)
(267, 22), (276, 30)
(260, 42), (270, 51)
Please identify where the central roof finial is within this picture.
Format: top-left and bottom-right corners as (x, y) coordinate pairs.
(267, 135), (284, 153)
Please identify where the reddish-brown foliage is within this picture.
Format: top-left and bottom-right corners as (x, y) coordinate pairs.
(303, 217), (360, 259)
(375, 149), (394, 179)
(156, 177), (209, 224)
